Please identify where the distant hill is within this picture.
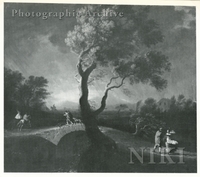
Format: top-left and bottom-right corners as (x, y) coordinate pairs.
(55, 95), (144, 112)
(56, 100), (79, 110)
(55, 97), (172, 113)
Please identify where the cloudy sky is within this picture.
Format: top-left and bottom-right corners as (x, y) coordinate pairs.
(4, 3), (196, 109)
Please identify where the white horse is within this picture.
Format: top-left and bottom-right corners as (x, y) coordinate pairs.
(17, 114), (31, 131)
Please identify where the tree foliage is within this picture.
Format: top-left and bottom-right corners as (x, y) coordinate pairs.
(167, 94), (196, 131)
(50, 104), (58, 112)
(4, 68), (50, 113)
(16, 76), (49, 110)
(4, 67), (24, 108)
(115, 104), (129, 117)
(66, 5), (171, 114)
(129, 113), (166, 138)
(129, 94), (196, 139)
(140, 98), (159, 116)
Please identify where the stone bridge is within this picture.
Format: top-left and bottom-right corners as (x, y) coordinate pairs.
(36, 124), (85, 145)
(4, 124), (86, 172)
(5, 124), (86, 145)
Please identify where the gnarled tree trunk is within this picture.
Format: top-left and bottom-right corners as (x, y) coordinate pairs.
(77, 61), (117, 172)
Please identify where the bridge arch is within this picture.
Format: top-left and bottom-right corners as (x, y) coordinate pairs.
(38, 124), (85, 145)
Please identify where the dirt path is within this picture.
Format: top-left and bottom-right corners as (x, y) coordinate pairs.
(100, 126), (197, 157)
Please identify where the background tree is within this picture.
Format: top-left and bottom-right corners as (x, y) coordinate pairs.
(115, 104), (128, 117)
(4, 68), (50, 126)
(176, 94), (186, 110)
(129, 98), (165, 139)
(15, 76), (50, 111)
(65, 5), (171, 170)
(4, 67), (24, 107)
(140, 98), (158, 116)
(4, 68), (25, 124)
(135, 100), (142, 114)
(167, 95), (196, 132)
(51, 104), (58, 112)
(129, 114), (166, 138)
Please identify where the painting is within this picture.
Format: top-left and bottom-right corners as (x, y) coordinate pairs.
(4, 1), (197, 172)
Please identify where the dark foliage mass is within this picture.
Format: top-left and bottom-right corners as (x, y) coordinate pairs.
(98, 94), (196, 151)
(4, 67), (50, 127)
(138, 95), (196, 151)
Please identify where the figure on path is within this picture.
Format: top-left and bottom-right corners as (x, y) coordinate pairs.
(153, 127), (163, 153)
(17, 113), (31, 131)
(11, 110), (22, 130)
(64, 111), (73, 125)
(165, 129), (178, 154)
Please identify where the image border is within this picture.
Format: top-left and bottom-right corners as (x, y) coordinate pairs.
(1, 0), (200, 176)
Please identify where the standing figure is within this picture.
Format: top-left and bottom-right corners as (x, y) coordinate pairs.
(165, 130), (178, 154)
(17, 113), (31, 131)
(63, 111), (73, 125)
(15, 110), (22, 120)
(153, 127), (163, 153)
(11, 110), (22, 130)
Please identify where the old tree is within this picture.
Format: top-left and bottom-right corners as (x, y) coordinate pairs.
(65, 5), (171, 170)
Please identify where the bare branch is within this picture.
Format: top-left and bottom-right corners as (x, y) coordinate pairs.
(77, 60), (84, 76)
(133, 119), (150, 135)
(106, 75), (128, 91)
(106, 76), (119, 87)
(74, 74), (81, 83)
(88, 77), (95, 84)
(141, 125), (150, 131)
(93, 75), (128, 116)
